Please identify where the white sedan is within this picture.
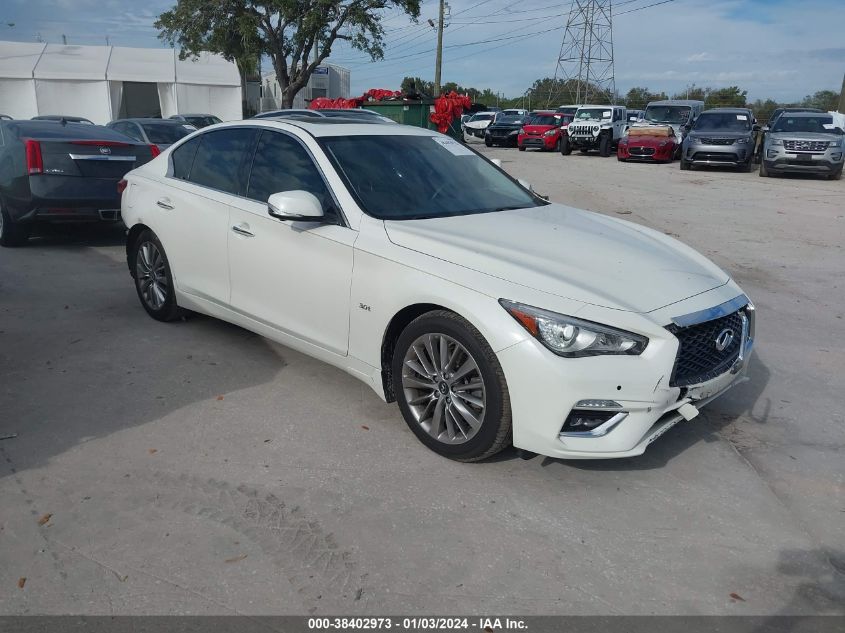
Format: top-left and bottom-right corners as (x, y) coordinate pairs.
(120, 118), (755, 462)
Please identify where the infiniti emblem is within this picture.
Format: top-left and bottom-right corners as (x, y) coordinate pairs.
(715, 328), (734, 352)
(99, 146), (111, 155)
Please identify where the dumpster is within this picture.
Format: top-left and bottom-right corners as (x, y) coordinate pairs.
(363, 100), (463, 141)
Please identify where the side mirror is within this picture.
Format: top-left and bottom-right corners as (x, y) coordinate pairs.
(517, 178), (534, 192)
(267, 190), (324, 221)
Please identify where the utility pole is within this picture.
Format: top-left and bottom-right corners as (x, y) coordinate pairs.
(550, 0), (616, 107)
(61, 34), (67, 45)
(433, 0), (445, 96)
(839, 73), (845, 114)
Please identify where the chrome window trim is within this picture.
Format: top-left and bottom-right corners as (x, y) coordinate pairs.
(670, 294), (749, 328)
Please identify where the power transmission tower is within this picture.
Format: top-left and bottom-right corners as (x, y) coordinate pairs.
(550, 0), (616, 107)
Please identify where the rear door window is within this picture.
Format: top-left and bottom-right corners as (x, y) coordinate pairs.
(189, 128), (258, 195)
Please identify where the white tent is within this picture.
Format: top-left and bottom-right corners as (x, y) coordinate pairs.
(0, 41), (44, 119)
(0, 40), (242, 124)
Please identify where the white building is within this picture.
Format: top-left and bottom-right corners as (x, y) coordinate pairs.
(0, 41), (243, 124)
(261, 62), (350, 111)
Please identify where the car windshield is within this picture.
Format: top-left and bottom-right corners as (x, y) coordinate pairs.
(185, 116), (221, 127)
(530, 115), (560, 126)
(693, 113), (751, 132)
(575, 108), (611, 120)
(142, 123), (194, 144)
(644, 106), (691, 124)
(320, 134), (545, 220)
(771, 115), (835, 134)
(470, 114), (494, 122)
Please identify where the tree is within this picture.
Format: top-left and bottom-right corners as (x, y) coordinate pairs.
(624, 86), (668, 109)
(706, 86), (747, 108)
(801, 90), (838, 112)
(157, 0), (421, 109)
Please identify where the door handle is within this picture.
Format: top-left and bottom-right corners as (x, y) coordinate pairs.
(156, 198), (174, 210)
(231, 224), (255, 237)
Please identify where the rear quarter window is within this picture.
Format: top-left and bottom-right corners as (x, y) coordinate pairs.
(170, 136), (201, 181)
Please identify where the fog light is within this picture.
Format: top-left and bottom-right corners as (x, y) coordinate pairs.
(767, 150), (778, 158)
(575, 399), (623, 409)
(562, 410), (616, 431)
(832, 152), (843, 161)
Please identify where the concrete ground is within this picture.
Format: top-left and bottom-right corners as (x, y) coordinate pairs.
(0, 143), (843, 616)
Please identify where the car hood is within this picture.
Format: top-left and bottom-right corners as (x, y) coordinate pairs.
(384, 204), (729, 313)
(625, 134), (675, 146)
(465, 120), (492, 129)
(768, 131), (839, 141)
(488, 123), (522, 131)
(689, 131), (749, 140)
(522, 125), (557, 134)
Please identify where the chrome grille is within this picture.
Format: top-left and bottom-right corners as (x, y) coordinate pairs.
(667, 311), (744, 387)
(699, 137), (735, 145)
(784, 140), (828, 152)
(629, 146), (655, 156)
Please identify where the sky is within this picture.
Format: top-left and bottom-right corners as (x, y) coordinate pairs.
(2, 0), (843, 103)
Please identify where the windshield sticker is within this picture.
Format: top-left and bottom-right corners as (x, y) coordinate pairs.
(603, 111), (611, 118)
(736, 115), (748, 121)
(822, 123), (836, 130)
(432, 137), (474, 156)
(183, 125), (197, 130)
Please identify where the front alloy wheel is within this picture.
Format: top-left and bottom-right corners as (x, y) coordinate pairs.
(393, 311), (511, 461)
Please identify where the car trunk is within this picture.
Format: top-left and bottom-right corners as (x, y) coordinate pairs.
(38, 140), (150, 179)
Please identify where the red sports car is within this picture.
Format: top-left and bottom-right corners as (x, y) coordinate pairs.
(618, 126), (679, 162)
(518, 112), (572, 152)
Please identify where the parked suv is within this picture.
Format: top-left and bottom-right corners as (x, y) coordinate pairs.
(484, 114), (527, 147)
(680, 108), (759, 171)
(562, 105), (627, 156)
(642, 100), (703, 137)
(760, 112), (844, 180)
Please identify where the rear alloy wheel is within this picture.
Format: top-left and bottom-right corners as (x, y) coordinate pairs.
(0, 199), (31, 247)
(393, 311), (511, 462)
(132, 229), (183, 322)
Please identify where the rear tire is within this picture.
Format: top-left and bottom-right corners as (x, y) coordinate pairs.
(130, 229), (184, 322)
(0, 200), (31, 247)
(392, 310), (512, 462)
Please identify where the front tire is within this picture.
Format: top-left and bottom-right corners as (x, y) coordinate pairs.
(680, 157), (691, 170)
(0, 200), (31, 247)
(392, 311), (511, 462)
(131, 229), (183, 322)
(560, 136), (572, 156)
(599, 134), (611, 157)
(759, 161), (770, 177)
(829, 168), (842, 180)
(518, 145), (526, 152)
(484, 137), (493, 147)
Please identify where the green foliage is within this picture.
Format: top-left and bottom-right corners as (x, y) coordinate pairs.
(624, 87), (668, 109)
(801, 90), (838, 112)
(157, 0), (421, 108)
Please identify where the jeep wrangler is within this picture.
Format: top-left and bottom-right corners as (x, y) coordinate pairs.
(562, 105), (628, 157)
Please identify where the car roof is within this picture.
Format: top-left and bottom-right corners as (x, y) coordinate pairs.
(6, 120), (141, 141)
(776, 111), (833, 118)
(577, 104), (618, 109)
(646, 100), (704, 106)
(32, 115), (93, 122)
(172, 113), (216, 117)
(210, 118), (442, 139)
(700, 108), (751, 114)
(111, 118), (188, 125)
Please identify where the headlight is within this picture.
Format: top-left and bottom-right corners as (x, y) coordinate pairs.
(519, 128), (526, 135)
(659, 140), (668, 147)
(543, 129), (557, 136)
(769, 138), (784, 146)
(499, 300), (648, 357)
(736, 138), (749, 144)
(593, 126), (600, 133)
(828, 138), (843, 148)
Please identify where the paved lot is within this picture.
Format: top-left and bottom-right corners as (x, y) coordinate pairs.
(0, 143), (843, 616)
